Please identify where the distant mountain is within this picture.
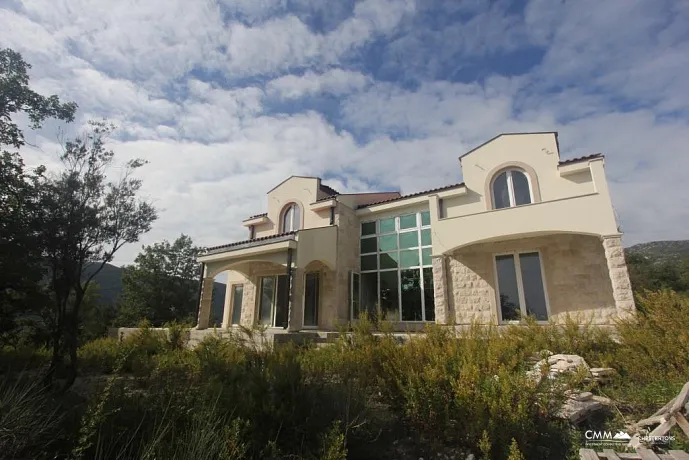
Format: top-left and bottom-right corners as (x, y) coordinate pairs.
(83, 263), (226, 326)
(626, 240), (689, 263)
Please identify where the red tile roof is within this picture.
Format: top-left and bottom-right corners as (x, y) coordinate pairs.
(319, 183), (339, 197)
(357, 183), (465, 208)
(558, 153), (603, 165)
(203, 231), (297, 253)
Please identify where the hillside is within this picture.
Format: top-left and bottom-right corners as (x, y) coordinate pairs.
(84, 263), (226, 326)
(626, 240), (689, 262)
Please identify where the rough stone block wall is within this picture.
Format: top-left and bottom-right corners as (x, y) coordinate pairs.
(431, 256), (450, 323)
(446, 234), (620, 325)
(603, 236), (636, 319)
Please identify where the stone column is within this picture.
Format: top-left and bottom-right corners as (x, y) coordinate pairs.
(602, 235), (636, 319)
(196, 277), (215, 329)
(431, 255), (450, 324)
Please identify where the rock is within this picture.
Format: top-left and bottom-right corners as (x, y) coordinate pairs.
(527, 353), (590, 383)
(559, 398), (604, 424)
(572, 391), (593, 401)
(590, 367), (616, 382)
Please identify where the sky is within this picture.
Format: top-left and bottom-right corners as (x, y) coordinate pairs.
(1, 0), (688, 266)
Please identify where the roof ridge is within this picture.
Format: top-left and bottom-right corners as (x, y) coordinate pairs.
(357, 183), (464, 209)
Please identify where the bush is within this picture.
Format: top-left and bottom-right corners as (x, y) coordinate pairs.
(616, 289), (689, 383)
(78, 338), (120, 374)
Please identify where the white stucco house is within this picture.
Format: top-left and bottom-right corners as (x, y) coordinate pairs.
(195, 132), (635, 334)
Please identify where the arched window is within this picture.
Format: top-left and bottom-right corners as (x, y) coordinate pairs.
(281, 203), (301, 232)
(492, 169), (532, 209)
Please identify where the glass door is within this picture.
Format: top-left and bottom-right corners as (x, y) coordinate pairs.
(258, 275), (290, 327)
(303, 272), (319, 327)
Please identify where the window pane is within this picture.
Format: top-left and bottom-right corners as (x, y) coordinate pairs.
(293, 205), (301, 230)
(275, 275), (290, 328)
(379, 234), (397, 252)
(401, 269), (422, 321)
(360, 237), (377, 254)
(519, 252), (548, 320)
(421, 248), (432, 266)
(361, 255), (377, 271)
(512, 170), (532, 206)
(259, 277), (275, 325)
(423, 267), (435, 322)
(421, 229), (432, 246)
(304, 273), (319, 326)
(361, 272), (378, 319)
(399, 214), (417, 229)
(400, 249), (419, 268)
(379, 218), (395, 233)
(399, 231), (418, 249)
(421, 211), (431, 226)
(361, 221), (376, 236)
(493, 172), (510, 209)
(282, 206), (293, 232)
(379, 252), (399, 269)
(380, 271), (399, 321)
(496, 255), (521, 321)
(352, 273), (360, 320)
(231, 285), (243, 325)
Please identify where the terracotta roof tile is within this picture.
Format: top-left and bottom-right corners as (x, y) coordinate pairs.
(319, 183), (339, 197)
(559, 153), (603, 165)
(357, 183), (465, 209)
(203, 231), (297, 253)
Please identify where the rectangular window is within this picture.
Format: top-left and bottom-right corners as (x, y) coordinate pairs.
(231, 284), (243, 325)
(380, 271), (399, 321)
(399, 214), (417, 229)
(423, 267), (435, 322)
(401, 269), (422, 321)
(399, 231), (418, 249)
(350, 272), (360, 320)
(258, 275), (289, 327)
(361, 221), (376, 236)
(361, 272), (378, 319)
(357, 210), (434, 322)
(258, 276), (275, 325)
(495, 252), (548, 322)
(304, 272), (319, 327)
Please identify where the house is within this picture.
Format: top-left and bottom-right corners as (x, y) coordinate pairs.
(195, 132), (635, 334)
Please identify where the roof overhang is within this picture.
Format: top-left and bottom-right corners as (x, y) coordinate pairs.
(355, 185), (467, 216)
(198, 235), (296, 262)
(310, 198), (336, 211)
(558, 157), (603, 177)
(242, 215), (269, 227)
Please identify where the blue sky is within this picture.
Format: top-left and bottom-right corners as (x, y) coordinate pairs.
(1, 0), (688, 265)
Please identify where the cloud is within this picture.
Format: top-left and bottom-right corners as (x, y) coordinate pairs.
(2, 0), (688, 266)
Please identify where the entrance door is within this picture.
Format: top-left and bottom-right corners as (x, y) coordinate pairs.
(258, 275), (290, 327)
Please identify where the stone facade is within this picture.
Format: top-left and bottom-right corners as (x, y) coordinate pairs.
(196, 277), (215, 329)
(431, 256), (450, 324)
(602, 235), (635, 319)
(445, 234), (623, 325)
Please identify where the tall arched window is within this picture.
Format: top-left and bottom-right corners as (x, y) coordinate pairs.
(492, 169), (532, 209)
(281, 203), (301, 232)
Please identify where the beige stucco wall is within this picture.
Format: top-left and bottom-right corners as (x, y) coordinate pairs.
(254, 176), (332, 237)
(332, 202), (360, 329)
(444, 234), (619, 325)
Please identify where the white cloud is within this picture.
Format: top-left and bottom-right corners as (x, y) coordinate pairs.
(266, 69), (370, 98)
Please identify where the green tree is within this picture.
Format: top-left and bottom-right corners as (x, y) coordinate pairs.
(117, 235), (201, 326)
(40, 120), (157, 388)
(0, 48), (77, 347)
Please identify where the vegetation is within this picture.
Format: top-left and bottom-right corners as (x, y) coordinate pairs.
(117, 234), (201, 326)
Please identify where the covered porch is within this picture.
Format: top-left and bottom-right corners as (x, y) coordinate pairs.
(430, 232), (636, 326)
(196, 227), (340, 332)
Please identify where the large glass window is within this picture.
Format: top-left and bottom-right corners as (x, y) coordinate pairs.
(258, 275), (289, 327)
(491, 169), (533, 209)
(356, 210), (434, 322)
(495, 251), (549, 322)
(230, 285), (243, 325)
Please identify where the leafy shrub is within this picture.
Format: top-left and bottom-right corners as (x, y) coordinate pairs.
(78, 337), (120, 374)
(615, 289), (689, 383)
